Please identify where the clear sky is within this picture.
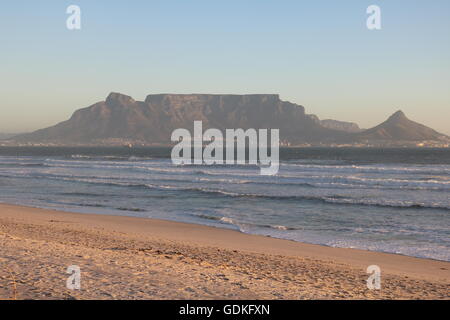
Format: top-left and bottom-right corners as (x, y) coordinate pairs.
(1, 1), (449, 134)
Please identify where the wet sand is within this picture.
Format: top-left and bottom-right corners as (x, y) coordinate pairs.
(0, 203), (448, 300)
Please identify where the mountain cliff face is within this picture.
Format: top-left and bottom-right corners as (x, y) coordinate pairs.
(13, 93), (343, 145)
(11, 94), (447, 146)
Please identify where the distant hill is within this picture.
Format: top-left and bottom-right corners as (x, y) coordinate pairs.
(307, 114), (362, 133)
(10, 93), (448, 146)
(0, 133), (21, 140)
(354, 110), (447, 142)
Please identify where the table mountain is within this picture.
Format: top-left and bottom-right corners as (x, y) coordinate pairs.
(12, 92), (344, 145)
(10, 93), (448, 146)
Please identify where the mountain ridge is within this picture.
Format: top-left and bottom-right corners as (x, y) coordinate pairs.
(9, 93), (449, 146)
(307, 114), (362, 133)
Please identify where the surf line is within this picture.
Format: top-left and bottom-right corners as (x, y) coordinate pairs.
(171, 121), (279, 176)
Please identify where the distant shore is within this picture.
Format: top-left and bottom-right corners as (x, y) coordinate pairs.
(1, 143), (450, 148)
(0, 203), (448, 299)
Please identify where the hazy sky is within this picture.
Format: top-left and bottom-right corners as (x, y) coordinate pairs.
(1, 1), (449, 134)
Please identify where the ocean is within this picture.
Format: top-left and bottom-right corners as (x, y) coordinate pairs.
(0, 147), (449, 261)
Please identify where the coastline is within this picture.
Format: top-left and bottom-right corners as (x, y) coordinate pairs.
(1, 203), (449, 299)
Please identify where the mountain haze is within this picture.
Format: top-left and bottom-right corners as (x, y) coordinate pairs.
(13, 93), (344, 145)
(10, 93), (448, 146)
(307, 115), (362, 133)
(0, 133), (20, 140)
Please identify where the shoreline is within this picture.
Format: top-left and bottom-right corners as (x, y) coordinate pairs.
(1, 203), (449, 299)
(2, 201), (449, 264)
(1, 145), (450, 148)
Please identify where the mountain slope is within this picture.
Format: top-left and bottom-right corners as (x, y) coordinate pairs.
(355, 110), (447, 141)
(13, 92), (344, 145)
(11, 94), (447, 146)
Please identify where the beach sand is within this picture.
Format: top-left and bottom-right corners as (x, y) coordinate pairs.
(0, 203), (448, 300)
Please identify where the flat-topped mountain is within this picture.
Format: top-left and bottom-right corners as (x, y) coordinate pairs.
(12, 93), (344, 145)
(10, 93), (448, 146)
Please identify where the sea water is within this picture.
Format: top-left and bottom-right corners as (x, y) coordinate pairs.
(0, 147), (448, 261)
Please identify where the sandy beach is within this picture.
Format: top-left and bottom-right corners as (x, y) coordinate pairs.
(0, 203), (448, 300)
